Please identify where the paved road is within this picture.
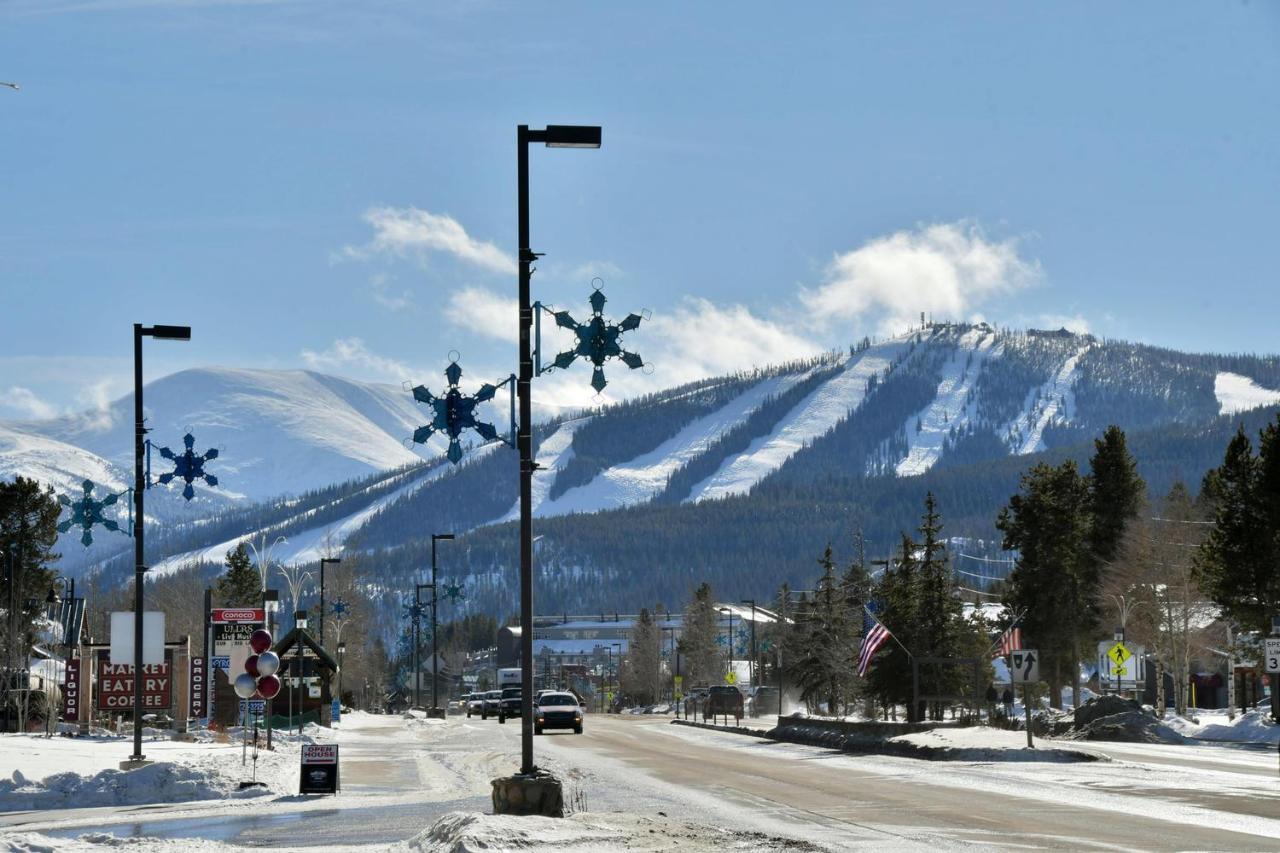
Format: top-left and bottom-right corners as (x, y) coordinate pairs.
(7, 713), (1279, 850)
(546, 715), (1280, 851)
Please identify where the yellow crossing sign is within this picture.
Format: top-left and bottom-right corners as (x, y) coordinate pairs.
(1107, 641), (1131, 671)
(724, 671), (737, 685)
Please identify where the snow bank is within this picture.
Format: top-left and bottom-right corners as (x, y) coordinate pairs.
(0, 761), (271, 812)
(1215, 372), (1280, 416)
(1164, 708), (1280, 744)
(406, 810), (819, 852)
(1, 834), (232, 852)
(888, 727), (1095, 762)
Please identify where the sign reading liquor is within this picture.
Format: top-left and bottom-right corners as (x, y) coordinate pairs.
(189, 656), (207, 720)
(95, 649), (173, 711)
(211, 609), (265, 671)
(63, 658), (81, 722)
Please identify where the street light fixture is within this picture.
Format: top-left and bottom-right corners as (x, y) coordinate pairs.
(513, 123), (601, 780)
(129, 323), (190, 767)
(429, 533), (454, 718)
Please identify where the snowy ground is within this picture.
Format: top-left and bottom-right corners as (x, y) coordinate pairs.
(5, 711), (1279, 851)
(1215, 371), (1280, 416)
(1164, 708), (1280, 744)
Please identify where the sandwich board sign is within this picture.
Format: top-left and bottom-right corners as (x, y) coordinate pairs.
(1009, 649), (1039, 684)
(299, 743), (339, 794)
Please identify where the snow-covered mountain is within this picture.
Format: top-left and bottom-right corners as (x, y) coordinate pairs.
(5, 325), (1280, 596)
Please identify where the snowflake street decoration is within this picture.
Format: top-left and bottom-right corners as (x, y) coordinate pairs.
(331, 599), (350, 619)
(759, 637), (774, 653)
(57, 479), (123, 547)
(404, 601), (427, 624)
(157, 433), (219, 501)
(547, 288), (644, 393)
(714, 634), (728, 648)
(441, 581), (466, 603)
(411, 361), (502, 464)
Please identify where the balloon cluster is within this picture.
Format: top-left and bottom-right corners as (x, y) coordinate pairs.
(233, 629), (283, 703)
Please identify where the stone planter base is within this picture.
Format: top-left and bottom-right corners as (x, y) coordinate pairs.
(426, 708), (446, 719)
(491, 771), (564, 817)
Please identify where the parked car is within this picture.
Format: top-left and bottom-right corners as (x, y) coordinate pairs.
(534, 691), (584, 735)
(497, 686), (522, 723)
(751, 686), (780, 717)
(704, 685), (744, 723)
(466, 693), (485, 718)
(481, 690), (502, 720)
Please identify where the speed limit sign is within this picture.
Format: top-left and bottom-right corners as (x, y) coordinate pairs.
(1265, 639), (1280, 674)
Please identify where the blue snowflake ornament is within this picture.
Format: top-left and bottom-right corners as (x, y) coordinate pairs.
(441, 581), (466, 602)
(157, 433), (219, 500)
(57, 479), (122, 547)
(411, 361), (501, 465)
(549, 288), (644, 392)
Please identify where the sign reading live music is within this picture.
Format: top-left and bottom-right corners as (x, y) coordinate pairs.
(63, 658), (81, 722)
(211, 609), (265, 671)
(189, 656), (207, 720)
(95, 649), (173, 711)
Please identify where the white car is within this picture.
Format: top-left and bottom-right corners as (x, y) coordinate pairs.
(534, 691), (584, 735)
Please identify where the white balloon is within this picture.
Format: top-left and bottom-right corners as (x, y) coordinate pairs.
(233, 672), (258, 699)
(256, 651), (281, 678)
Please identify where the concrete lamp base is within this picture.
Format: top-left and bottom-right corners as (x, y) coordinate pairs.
(118, 758), (153, 771)
(491, 771), (564, 817)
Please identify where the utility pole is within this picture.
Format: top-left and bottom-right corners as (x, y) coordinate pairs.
(741, 599), (757, 687)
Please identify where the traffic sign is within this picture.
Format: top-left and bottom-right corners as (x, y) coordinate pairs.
(673, 675), (683, 689)
(1107, 642), (1132, 671)
(1009, 649), (1039, 683)
(1264, 639), (1280, 674)
(724, 671), (737, 685)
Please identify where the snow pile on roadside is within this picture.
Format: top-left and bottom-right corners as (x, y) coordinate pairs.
(1164, 708), (1279, 744)
(0, 761), (271, 812)
(1, 833), (235, 852)
(888, 726), (1097, 762)
(406, 810), (821, 852)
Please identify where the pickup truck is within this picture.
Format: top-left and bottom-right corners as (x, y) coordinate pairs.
(704, 685), (744, 724)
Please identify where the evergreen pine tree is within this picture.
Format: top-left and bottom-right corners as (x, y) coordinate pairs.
(1197, 419), (1280, 634)
(790, 546), (856, 715)
(867, 533), (920, 719)
(1087, 426), (1146, 564)
(215, 542), (260, 607)
(914, 493), (966, 720)
(678, 583), (720, 686)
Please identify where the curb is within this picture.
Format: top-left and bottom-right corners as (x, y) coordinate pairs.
(669, 719), (774, 739)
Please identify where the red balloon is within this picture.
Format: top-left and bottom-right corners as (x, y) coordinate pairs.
(257, 674), (281, 699)
(245, 654), (260, 677)
(250, 629), (272, 654)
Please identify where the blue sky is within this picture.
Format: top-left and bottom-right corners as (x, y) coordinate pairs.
(2, 1), (1278, 418)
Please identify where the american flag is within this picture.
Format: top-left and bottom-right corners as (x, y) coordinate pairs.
(857, 609), (892, 677)
(997, 626), (1022, 657)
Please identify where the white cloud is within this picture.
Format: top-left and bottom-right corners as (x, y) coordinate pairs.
(343, 206), (514, 274)
(300, 337), (415, 384)
(801, 222), (1040, 335)
(1034, 313), (1091, 334)
(0, 386), (57, 420)
(368, 274), (414, 311)
(444, 286), (519, 344)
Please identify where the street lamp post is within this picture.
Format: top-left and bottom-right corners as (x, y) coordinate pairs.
(515, 123), (601, 777)
(741, 599), (757, 687)
(413, 583), (431, 709)
(429, 533), (454, 718)
(318, 557), (341, 647)
(130, 323), (190, 766)
(337, 642), (346, 706)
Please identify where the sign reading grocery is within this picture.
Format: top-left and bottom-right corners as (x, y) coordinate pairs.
(95, 649), (173, 711)
(189, 656), (207, 720)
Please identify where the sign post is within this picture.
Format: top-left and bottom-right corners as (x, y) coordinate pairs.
(1009, 649), (1039, 749)
(63, 658), (81, 723)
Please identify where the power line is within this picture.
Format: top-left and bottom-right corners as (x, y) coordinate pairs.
(1150, 517), (1214, 525)
(956, 552), (1017, 564)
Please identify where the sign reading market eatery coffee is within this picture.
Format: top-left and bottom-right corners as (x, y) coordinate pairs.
(95, 649), (173, 711)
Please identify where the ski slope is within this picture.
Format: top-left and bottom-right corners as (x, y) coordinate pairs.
(534, 373), (809, 517)
(1215, 372), (1280, 416)
(894, 328), (999, 477)
(500, 417), (591, 521)
(687, 337), (913, 502)
(1002, 342), (1090, 455)
(147, 458), (459, 576)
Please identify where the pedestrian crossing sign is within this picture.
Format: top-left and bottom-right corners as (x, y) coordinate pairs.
(1107, 642), (1131, 671)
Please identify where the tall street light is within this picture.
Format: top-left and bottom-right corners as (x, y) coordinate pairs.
(430, 533), (454, 718)
(413, 583), (431, 709)
(741, 599), (758, 687)
(130, 323), (189, 766)
(318, 556), (341, 647)
(516, 124), (601, 777)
